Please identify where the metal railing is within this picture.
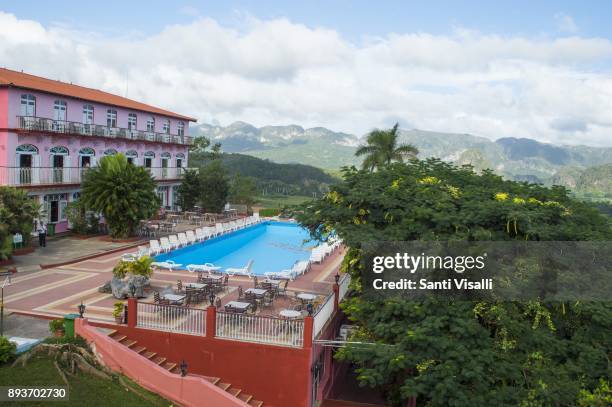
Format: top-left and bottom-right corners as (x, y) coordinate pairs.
(312, 293), (335, 339)
(338, 274), (351, 302)
(136, 302), (206, 336)
(16, 116), (193, 145)
(0, 166), (187, 186)
(216, 311), (304, 348)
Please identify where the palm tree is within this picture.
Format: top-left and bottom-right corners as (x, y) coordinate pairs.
(81, 154), (159, 238)
(355, 123), (419, 171)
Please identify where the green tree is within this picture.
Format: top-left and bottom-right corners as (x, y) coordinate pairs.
(0, 186), (40, 259)
(355, 123), (419, 171)
(199, 160), (229, 212)
(81, 154), (159, 238)
(298, 159), (611, 406)
(229, 173), (258, 210)
(176, 169), (202, 211)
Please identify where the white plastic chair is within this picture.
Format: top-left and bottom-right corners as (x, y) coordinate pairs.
(148, 240), (161, 256)
(225, 260), (254, 277)
(159, 237), (172, 253)
(168, 235), (180, 249)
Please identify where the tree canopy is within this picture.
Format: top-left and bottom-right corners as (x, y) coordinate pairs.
(0, 187), (40, 259)
(81, 154), (159, 238)
(355, 123), (419, 171)
(298, 159), (611, 406)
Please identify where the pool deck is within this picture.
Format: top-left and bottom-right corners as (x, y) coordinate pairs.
(3, 241), (346, 323)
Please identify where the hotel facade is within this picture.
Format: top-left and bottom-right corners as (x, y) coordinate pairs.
(0, 68), (196, 233)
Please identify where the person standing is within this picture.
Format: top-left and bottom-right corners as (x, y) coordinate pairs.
(38, 222), (47, 247)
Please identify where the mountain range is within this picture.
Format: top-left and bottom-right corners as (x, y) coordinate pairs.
(191, 122), (612, 199)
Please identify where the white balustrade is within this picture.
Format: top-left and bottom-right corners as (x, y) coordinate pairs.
(136, 302), (206, 336)
(216, 311), (304, 348)
(312, 293), (335, 339)
(338, 274), (351, 302)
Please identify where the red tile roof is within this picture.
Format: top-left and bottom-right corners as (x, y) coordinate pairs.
(0, 68), (196, 122)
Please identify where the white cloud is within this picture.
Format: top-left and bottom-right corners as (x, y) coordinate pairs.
(555, 13), (578, 33)
(1, 11), (612, 146)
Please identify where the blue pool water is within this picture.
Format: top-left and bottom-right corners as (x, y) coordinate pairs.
(155, 221), (314, 275)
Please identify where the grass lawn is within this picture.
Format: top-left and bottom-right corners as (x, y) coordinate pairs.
(0, 354), (171, 406)
(255, 195), (313, 208)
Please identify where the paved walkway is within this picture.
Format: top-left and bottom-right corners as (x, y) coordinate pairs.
(3, 241), (345, 324)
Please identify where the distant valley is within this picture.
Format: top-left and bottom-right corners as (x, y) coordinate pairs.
(191, 122), (612, 200)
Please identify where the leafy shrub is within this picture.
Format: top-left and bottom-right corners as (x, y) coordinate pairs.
(112, 256), (153, 279)
(48, 319), (64, 334)
(112, 302), (124, 318)
(259, 208), (281, 217)
(0, 336), (17, 364)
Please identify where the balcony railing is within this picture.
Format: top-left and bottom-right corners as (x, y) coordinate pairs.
(136, 302), (206, 336)
(216, 311), (305, 348)
(16, 116), (193, 145)
(0, 166), (188, 186)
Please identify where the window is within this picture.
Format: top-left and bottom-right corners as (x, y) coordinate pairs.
(20, 94), (36, 116)
(176, 153), (185, 168)
(144, 151), (155, 168)
(53, 100), (67, 121)
(107, 109), (117, 128)
(147, 116), (155, 132)
(177, 121), (185, 137)
(128, 113), (137, 130)
(16, 144), (39, 154)
(163, 119), (170, 134)
(50, 146), (69, 155)
(83, 105), (94, 124)
(125, 150), (138, 165)
(104, 148), (117, 156)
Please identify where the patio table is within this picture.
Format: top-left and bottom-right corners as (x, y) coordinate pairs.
(225, 301), (251, 313)
(185, 282), (207, 289)
(245, 288), (268, 298)
(279, 309), (301, 318)
(297, 293), (317, 302)
(163, 293), (186, 305)
(263, 279), (281, 287)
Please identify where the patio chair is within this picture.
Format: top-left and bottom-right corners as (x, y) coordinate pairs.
(168, 235), (180, 249)
(148, 240), (162, 256)
(215, 223), (224, 236)
(153, 291), (170, 306)
(137, 246), (149, 257)
(176, 280), (184, 294)
(159, 237), (172, 253)
(253, 276), (259, 288)
(186, 230), (197, 244)
(214, 297), (222, 309)
(222, 275), (229, 291)
(309, 247), (325, 264)
(226, 260), (254, 277)
(237, 286), (244, 299)
(277, 280), (289, 297)
(195, 228), (205, 242)
(177, 232), (189, 246)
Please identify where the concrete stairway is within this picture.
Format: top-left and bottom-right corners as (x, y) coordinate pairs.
(107, 330), (263, 407)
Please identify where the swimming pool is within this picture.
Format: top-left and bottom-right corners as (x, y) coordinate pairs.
(155, 221), (314, 275)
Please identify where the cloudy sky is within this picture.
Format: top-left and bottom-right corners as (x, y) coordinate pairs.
(1, 0), (612, 146)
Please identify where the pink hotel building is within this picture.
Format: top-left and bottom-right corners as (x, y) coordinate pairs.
(0, 68), (196, 233)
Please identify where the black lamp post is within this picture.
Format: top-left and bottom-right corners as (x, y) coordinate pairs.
(334, 273), (340, 284)
(180, 360), (188, 377)
(78, 301), (86, 318)
(209, 293), (216, 306)
(129, 283), (136, 298)
(306, 303), (314, 316)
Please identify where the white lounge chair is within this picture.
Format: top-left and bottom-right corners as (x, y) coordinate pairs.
(148, 240), (162, 256)
(194, 228), (205, 242)
(187, 263), (222, 273)
(168, 235), (181, 249)
(264, 270), (294, 280)
(178, 232), (189, 246)
(186, 230), (197, 244)
(215, 223), (224, 236)
(225, 260), (254, 277)
(309, 247), (325, 263)
(121, 253), (138, 262)
(160, 237), (172, 252)
(152, 260), (182, 271)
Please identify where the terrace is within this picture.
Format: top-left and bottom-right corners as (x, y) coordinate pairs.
(0, 166), (189, 187)
(15, 115), (193, 146)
